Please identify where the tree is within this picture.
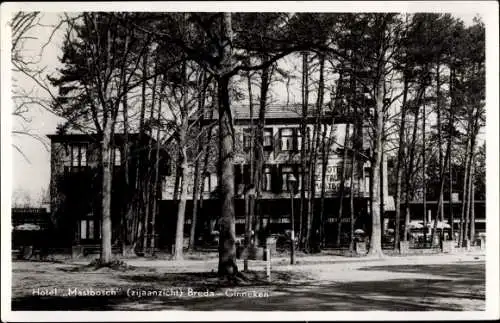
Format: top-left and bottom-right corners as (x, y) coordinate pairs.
(49, 13), (165, 263)
(298, 51), (310, 248)
(349, 14), (403, 257)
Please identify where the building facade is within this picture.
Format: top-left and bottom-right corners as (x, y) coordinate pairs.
(48, 133), (169, 252)
(160, 104), (389, 246)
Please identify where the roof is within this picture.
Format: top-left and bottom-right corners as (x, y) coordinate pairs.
(192, 101), (363, 126)
(231, 104), (332, 120)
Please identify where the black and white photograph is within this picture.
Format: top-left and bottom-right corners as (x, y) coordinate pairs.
(1, 1), (499, 321)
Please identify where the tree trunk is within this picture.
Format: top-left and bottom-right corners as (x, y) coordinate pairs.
(173, 155), (182, 202)
(394, 77), (408, 250)
(245, 59), (255, 257)
(403, 85), (424, 241)
(217, 13), (238, 277)
(138, 47), (149, 253)
(403, 101), (420, 241)
(150, 97), (162, 252)
(252, 56), (270, 248)
(470, 182), (475, 243)
(464, 140), (476, 246)
(173, 142), (188, 260)
(173, 55), (190, 260)
(380, 127), (385, 241)
(244, 66), (255, 271)
(189, 157), (202, 251)
(311, 54), (325, 251)
(422, 89), (428, 244)
(320, 107), (337, 248)
(299, 51), (309, 248)
(449, 145), (454, 240)
(436, 63), (444, 223)
(336, 124), (350, 247)
(101, 124), (113, 263)
(217, 76), (238, 276)
(349, 145), (356, 252)
(121, 89), (135, 256)
(459, 131), (471, 247)
(188, 72), (208, 251)
(142, 182), (151, 253)
(431, 135), (451, 245)
(305, 131), (316, 252)
(448, 67), (455, 241)
(199, 130), (212, 243)
(367, 76), (384, 258)
(304, 53), (325, 253)
(142, 67), (160, 255)
(318, 120), (330, 248)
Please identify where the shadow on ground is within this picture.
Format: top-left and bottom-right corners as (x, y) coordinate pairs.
(358, 262), (485, 280)
(11, 263), (485, 311)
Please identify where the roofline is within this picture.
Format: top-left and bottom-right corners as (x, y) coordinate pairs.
(46, 132), (153, 142)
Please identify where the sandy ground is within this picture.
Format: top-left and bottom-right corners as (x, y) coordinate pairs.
(10, 250), (485, 311)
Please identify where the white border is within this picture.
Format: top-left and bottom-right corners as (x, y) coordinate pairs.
(1, 1), (499, 321)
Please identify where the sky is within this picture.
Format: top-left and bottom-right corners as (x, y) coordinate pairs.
(2, 4), (494, 204)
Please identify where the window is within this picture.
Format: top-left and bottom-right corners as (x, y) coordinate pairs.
(243, 128), (253, 149)
(263, 129), (273, 149)
(72, 146), (80, 166)
(80, 219), (95, 240)
(297, 129), (302, 151)
(281, 166), (295, 191)
(211, 173), (218, 190)
(364, 167), (371, 193)
(65, 144), (88, 167)
(80, 220), (86, 239)
(334, 166), (342, 181)
(280, 129), (294, 151)
(203, 173), (218, 192)
(114, 148), (121, 166)
(203, 175), (210, 192)
(297, 166), (304, 191)
(263, 166), (272, 191)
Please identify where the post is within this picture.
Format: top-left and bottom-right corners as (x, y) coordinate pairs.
(266, 248), (271, 282)
(244, 192), (249, 272)
(288, 175), (298, 265)
(244, 186), (256, 272)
